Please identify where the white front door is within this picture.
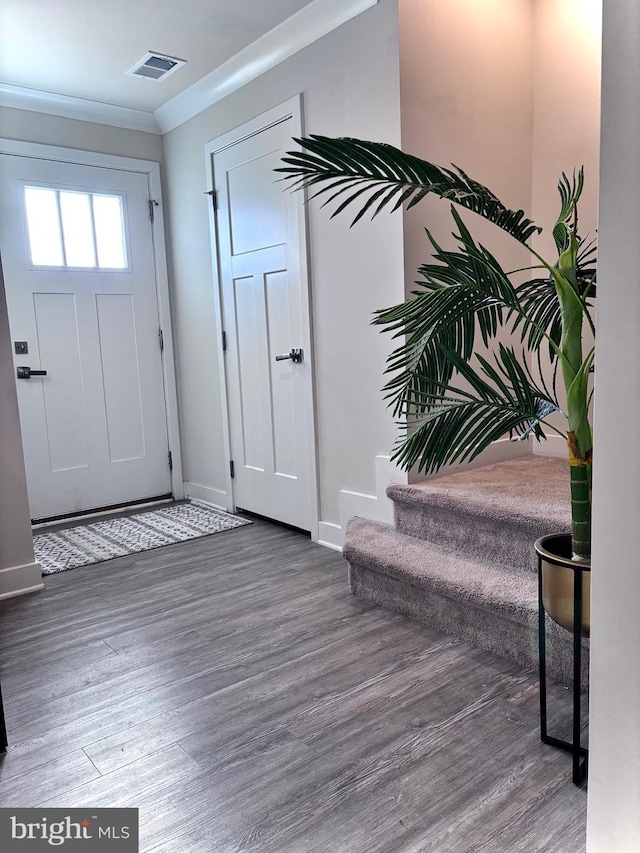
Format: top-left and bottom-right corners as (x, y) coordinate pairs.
(212, 114), (314, 530)
(0, 153), (172, 520)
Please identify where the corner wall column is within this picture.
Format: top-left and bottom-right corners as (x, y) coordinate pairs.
(586, 1), (640, 849)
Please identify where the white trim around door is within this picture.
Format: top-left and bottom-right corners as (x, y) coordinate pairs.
(204, 95), (320, 541)
(0, 138), (184, 504)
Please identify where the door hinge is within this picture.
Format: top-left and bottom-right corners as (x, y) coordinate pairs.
(222, 330), (227, 352)
(230, 460), (235, 479)
(205, 189), (217, 210)
(159, 328), (164, 351)
(168, 450), (173, 472)
(148, 199), (159, 222)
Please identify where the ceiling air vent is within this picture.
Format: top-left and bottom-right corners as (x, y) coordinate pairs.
(126, 52), (186, 82)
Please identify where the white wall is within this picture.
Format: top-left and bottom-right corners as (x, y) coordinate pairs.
(0, 265), (43, 598)
(586, 1), (640, 848)
(162, 0), (405, 533)
(531, 0), (601, 249)
(397, 0), (536, 479)
(399, 0), (535, 271)
(397, 0), (601, 474)
(530, 0), (602, 457)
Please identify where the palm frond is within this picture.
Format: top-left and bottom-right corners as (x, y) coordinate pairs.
(512, 277), (562, 359)
(553, 168), (584, 253)
(392, 345), (562, 473)
(374, 211), (519, 413)
(511, 223), (596, 357)
(276, 135), (542, 246)
(576, 235), (597, 299)
(373, 209), (567, 416)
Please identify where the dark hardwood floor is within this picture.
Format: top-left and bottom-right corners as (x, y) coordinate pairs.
(0, 517), (586, 852)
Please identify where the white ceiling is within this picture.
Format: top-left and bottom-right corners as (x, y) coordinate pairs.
(0, 0), (315, 112)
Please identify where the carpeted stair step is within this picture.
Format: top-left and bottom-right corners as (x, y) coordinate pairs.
(343, 516), (588, 686)
(387, 457), (572, 572)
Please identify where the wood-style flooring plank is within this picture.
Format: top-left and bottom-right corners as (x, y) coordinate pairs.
(0, 517), (586, 852)
(35, 744), (202, 810)
(0, 747), (100, 807)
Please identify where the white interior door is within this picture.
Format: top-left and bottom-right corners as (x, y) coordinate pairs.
(213, 115), (314, 530)
(0, 153), (172, 520)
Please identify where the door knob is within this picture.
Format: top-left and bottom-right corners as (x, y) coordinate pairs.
(275, 348), (303, 364)
(16, 366), (47, 379)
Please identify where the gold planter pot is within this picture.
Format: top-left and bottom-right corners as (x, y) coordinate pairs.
(534, 533), (591, 637)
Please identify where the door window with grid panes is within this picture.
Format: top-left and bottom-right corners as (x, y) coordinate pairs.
(23, 186), (128, 270)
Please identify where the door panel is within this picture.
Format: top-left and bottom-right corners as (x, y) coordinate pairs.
(214, 118), (311, 530)
(95, 293), (146, 462)
(234, 274), (271, 471)
(266, 269), (297, 478)
(33, 292), (89, 471)
(0, 153), (172, 519)
(227, 149), (286, 254)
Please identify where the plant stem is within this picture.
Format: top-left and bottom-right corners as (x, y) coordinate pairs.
(569, 455), (592, 561)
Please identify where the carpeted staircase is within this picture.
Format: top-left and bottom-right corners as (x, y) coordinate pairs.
(343, 456), (588, 686)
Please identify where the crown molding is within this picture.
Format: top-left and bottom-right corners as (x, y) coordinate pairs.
(0, 82), (161, 134)
(155, 0), (379, 133)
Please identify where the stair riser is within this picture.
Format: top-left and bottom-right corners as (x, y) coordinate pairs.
(393, 502), (553, 573)
(349, 561), (589, 688)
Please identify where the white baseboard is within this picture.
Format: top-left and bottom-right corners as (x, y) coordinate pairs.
(316, 455), (407, 551)
(340, 453), (407, 528)
(410, 437), (532, 483)
(533, 436), (568, 459)
(183, 482), (232, 512)
(316, 441), (539, 552)
(472, 436), (533, 465)
(0, 561), (44, 599)
(317, 522), (343, 552)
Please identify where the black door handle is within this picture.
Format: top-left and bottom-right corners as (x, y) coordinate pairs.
(275, 348), (303, 364)
(16, 366), (47, 379)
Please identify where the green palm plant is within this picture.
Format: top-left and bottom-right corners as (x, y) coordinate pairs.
(276, 136), (596, 561)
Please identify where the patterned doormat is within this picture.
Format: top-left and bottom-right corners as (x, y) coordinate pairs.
(33, 501), (251, 576)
